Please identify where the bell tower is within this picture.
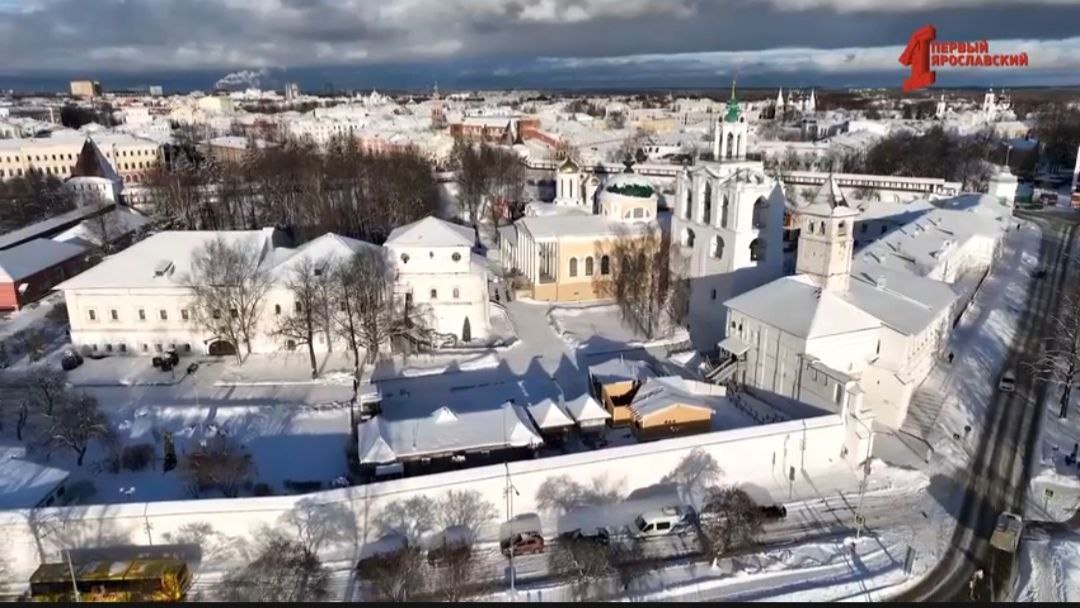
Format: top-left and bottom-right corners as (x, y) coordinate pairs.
(713, 80), (748, 162)
(795, 174), (859, 292)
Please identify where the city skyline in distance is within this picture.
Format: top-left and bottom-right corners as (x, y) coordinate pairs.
(1, 0), (1080, 93)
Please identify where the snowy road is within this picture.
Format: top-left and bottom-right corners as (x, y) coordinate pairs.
(900, 213), (1080, 601)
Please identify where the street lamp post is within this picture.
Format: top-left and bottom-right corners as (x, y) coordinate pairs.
(852, 415), (874, 540)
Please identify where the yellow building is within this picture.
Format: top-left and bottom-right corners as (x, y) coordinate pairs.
(500, 169), (660, 302)
(588, 358), (656, 427)
(627, 376), (719, 441)
(0, 133), (161, 185)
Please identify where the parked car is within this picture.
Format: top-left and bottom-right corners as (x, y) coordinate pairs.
(426, 525), (474, 566)
(500, 513), (545, 557)
(998, 369), (1017, 393)
(60, 349), (84, 371)
(1033, 266), (1048, 279)
(501, 531), (544, 557)
(990, 512), (1023, 553)
(630, 506), (695, 538)
(558, 527), (611, 545)
(757, 504), (788, 520)
(356, 533), (409, 572)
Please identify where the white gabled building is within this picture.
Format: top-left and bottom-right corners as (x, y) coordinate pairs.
(57, 216), (493, 357)
(718, 178), (1009, 428)
(384, 216), (491, 343)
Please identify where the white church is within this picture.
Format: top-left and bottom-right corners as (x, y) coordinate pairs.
(672, 86), (789, 349)
(714, 177), (1009, 428)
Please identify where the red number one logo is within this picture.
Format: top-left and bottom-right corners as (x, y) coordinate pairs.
(899, 25), (936, 92)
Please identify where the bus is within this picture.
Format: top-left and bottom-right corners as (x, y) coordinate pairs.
(29, 558), (191, 602)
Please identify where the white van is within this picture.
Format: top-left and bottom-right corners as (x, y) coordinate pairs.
(998, 369), (1016, 393)
(631, 506), (694, 538)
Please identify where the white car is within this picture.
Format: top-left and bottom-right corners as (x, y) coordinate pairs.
(631, 506), (694, 538)
(998, 369), (1016, 393)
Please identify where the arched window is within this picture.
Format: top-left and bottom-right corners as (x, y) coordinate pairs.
(711, 236), (725, 260)
(750, 238), (766, 262)
(600, 255), (611, 275)
(585, 256), (594, 276)
(752, 196), (768, 229)
(721, 194), (730, 228)
(569, 257), (578, 277)
(725, 132), (735, 159)
(683, 184), (692, 220)
(681, 228), (696, 248)
(703, 182), (713, 225)
(819, 222), (826, 235)
(838, 220), (847, 236)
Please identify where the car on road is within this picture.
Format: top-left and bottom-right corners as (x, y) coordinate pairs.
(630, 506), (695, 538)
(558, 527), (611, 545)
(998, 369), (1017, 392)
(426, 525), (474, 566)
(1033, 266), (1048, 279)
(990, 512), (1023, 553)
(500, 513), (545, 557)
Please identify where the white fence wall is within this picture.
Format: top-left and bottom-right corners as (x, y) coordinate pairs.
(0, 413), (857, 582)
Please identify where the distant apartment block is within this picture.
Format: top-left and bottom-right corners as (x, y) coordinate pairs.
(69, 80), (102, 99)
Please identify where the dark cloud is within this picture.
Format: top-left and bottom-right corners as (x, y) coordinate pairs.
(0, 0), (1077, 90)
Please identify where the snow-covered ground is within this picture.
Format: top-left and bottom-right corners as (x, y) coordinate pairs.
(1015, 529), (1080, 602)
(547, 303), (689, 353)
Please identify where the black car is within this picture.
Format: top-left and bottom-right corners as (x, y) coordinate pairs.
(558, 527), (611, 545)
(60, 349), (84, 371)
(757, 504), (788, 520)
(1033, 267), (1048, 279)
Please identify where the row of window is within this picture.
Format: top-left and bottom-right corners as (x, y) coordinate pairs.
(88, 308), (191, 322)
(85, 342), (193, 354)
(400, 251), (463, 264)
(567, 255), (611, 278)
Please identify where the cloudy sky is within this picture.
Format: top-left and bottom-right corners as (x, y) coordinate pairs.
(1, 0), (1079, 91)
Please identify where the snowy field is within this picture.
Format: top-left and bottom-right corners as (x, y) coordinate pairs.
(1016, 529), (1080, 602)
(547, 303), (689, 353)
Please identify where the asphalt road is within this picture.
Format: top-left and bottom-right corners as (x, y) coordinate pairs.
(897, 212), (1080, 602)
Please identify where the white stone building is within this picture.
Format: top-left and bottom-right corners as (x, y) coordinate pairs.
(58, 216), (492, 357)
(717, 179), (1009, 428)
(384, 217), (491, 343)
(672, 88), (788, 348)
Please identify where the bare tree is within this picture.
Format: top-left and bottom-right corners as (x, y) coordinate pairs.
(180, 436), (255, 498)
(373, 495), (438, 546)
(536, 474), (624, 514)
(161, 521), (239, 564)
(436, 489), (498, 537)
(45, 392), (108, 466)
(358, 545), (425, 602)
(338, 249), (432, 363)
(699, 486), (764, 561)
(274, 257), (327, 378)
(1029, 288), (1080, 418)
(598, 225), (678, 340)
(223, 533), (329, 602)
(428, 538), (482, 602)
(279, 497), (359, 554)
(662, 448), (722, 509)
(549, 535), (617, 600)
(185, 235), (272, 362)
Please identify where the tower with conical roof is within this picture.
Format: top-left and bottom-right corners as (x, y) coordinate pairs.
(795, 174), (858, 291)
(712, 79), (748, 162)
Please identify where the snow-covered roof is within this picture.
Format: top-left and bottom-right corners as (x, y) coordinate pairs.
(526, 398), (575, 430)
(799, 173), (858, 218)
(386, 216), (473, 248)
(356, 402), (543, 464)
(70, 138), (122, 182)
(563, 393), (610, 423)
(51, 206), (149, 248)
(55, 229), (276, 291)
(628, 376), (719, 420)
(846, 265), (957, 337)
(0, 446), (69, 509)
(0, 238), (85, 282)
(519, 214), (655, 240)
(269, 233), (378, 279)
(725, 275), (882, 340)
(588, 357), (656, 385)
